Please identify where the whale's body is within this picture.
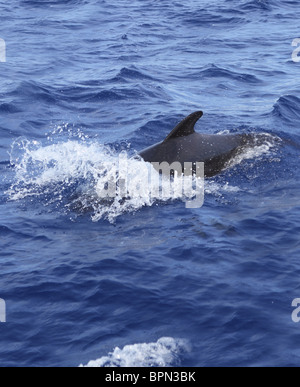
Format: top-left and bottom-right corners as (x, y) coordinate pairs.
(139, 111), (255, 177)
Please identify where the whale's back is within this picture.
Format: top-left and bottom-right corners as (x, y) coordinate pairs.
(139, 111), (254, 177)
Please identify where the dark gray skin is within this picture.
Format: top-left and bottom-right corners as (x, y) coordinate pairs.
(139, 111), (255, 177)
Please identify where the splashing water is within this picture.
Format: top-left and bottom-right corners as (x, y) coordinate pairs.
(6, 136), (204, 223)
(225, 133), (280, 170)
(6, 131), (278, 223)
(79, 337), (190, 367)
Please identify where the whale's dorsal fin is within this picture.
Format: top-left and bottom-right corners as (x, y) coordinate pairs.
(164, 111), (203, 143)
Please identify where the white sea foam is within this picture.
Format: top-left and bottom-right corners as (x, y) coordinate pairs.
(7, 137), (204, 222)
(79, 337), (190, 368)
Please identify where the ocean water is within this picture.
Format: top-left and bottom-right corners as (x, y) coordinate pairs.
(1, 0), (300, 367)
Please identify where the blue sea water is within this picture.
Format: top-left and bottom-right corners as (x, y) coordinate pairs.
(1, 0), (300, 367)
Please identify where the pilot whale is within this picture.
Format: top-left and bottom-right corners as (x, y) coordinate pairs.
(139, 111), (257, 177)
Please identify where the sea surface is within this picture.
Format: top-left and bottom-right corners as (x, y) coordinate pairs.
(1, 0), (300, 367)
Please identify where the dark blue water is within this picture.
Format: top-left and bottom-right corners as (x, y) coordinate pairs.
(1, 0), (300, 367)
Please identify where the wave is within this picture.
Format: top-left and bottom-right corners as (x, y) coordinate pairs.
(21, 0), (88, 8)
(190, 64), (262, 84)
(0, 224), (51, 243)
(272, 95), (300, 125)
(9, 81), (57, 105)
(240, 0), (297, 11)
(182, 9), (246, 27)
(8, 68), (168, 109)
(79, 337), (190, 367)
(240, 0), (273, 11)
(79, 67), (159, 86)
(111, 67), (159, 83)
(0, 103), (23, 114)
